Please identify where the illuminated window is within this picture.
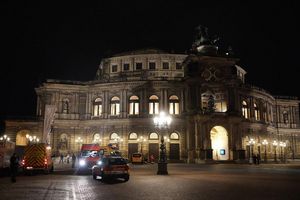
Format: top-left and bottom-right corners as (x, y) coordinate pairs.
(254, 103), (260, 121)
(215, 101), (227, 112)
(110, 96), (120, 115)
(170, 132), (179, 140)
(242, 101), (249, 119)
(129, 133), (138, 140)
(93, 98), (102, 116)
(149, 132), (159, 140)
(149, 62), (156, 70)
(129, 95), (139, 115)
(149, 95), (159, 114)
(169, 95), (179, 115)
(110, 133), (119, 140)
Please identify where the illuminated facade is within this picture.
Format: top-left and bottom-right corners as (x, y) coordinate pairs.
(5, 48), (300, 163)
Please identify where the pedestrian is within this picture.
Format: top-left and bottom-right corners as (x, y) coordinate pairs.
(150, 154), (155, 164)
(71, 153), (76, 168)
(10, 153), (19, 183)
(66, 154), (70, 164)
(252, 154), (257, 165)
(257, 153), (261, 165)
(59, 154), (64, 164)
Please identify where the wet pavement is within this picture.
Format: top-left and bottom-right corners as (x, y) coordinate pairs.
(0, 162), (300, 200)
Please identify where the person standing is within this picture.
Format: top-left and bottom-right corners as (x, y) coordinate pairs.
(71, 153), (76, 168)
(10, 153), (19, 183)
(59, 154), (64, 164)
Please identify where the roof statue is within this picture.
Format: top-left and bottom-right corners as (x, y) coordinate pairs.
(192, 25), (219, 55)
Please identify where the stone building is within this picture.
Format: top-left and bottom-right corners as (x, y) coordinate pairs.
(4, 43), (300, 163)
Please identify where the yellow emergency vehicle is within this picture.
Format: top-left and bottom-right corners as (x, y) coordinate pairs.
(21, 143), (54, 174)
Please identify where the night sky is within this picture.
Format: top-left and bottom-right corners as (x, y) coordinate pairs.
(1, 1), (299, 130)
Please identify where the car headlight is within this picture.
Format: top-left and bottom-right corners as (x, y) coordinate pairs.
(97, 160), (102, 165)
(79, 159), (86, 166)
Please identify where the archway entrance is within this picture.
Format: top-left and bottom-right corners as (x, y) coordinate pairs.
(210, 126), (229, 160)
(16, 130), (31, 146)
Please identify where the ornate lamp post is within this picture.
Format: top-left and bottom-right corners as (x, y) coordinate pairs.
(262, 139), (268, 163)
(273, 140), (278, 163)
(26, 134), (39, 144)
(279, 142), (286, 163)
(153, 112), (172, 175)
(248, 138), (255, 164)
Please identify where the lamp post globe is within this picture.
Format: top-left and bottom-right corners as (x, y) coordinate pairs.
(153, 112), (172, 175)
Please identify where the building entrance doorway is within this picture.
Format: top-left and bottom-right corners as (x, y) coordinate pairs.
(210, 126), (229, 160)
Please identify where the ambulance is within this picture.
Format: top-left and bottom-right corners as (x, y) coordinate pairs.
(21, 143), (54, 174)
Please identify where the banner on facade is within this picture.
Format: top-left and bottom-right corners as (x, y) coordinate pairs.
(43, 104), (57, 145)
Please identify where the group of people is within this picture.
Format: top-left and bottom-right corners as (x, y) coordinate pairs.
(59, 153), (77, 168)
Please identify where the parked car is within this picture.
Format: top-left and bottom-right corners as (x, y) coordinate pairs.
(131, 152), (143, 164)
(92, 156), (129, 182)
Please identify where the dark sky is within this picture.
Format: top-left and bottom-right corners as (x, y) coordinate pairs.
(1, 1), (299, 123)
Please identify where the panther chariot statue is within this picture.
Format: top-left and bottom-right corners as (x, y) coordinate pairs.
(191, 25), (219, 55)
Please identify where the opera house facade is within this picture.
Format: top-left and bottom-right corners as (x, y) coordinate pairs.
(5, 42), (300, 163)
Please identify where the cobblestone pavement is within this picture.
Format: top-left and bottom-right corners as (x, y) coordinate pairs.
(0, 163), (300, 200)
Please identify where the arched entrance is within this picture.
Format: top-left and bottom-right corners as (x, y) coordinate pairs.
(16, 130), (31, 146)
(210, 126), (229, 160)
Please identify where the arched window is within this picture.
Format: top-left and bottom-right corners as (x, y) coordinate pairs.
(170, 132), (179, 140)
(254, 103), (260, 121)
(283, 111), (289, 124)
(110, 133), (119, 140)
(242, 100), (249, 119)
(149, 132), (159, 140)
(129, 95), (139, 115)
(62, 99), (69, 114)
(93, 98), (102, 116)
(129, 133), (138, 140)
(110, 96), (120, 115)
(169, 95), (179, 115)
(149, 95), (159, 114)
(93, 133), (101, 143)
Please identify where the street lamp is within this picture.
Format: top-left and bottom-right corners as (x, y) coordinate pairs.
(26, 134), (39, 144)
(262, 139), (268, 163)
(153, 112), (172, 175)
(0, 134), (10, 147)
(137, 136), (147, 155)
(75, 137), (83, 152)
(248, 138), (255, 164)
(279, 141), (286, 163)
(273, 140), (278, 163)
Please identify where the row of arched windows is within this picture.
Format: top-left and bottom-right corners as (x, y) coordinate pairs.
(242, 100), (261, 120)
(91, 132), (180, 142)
(92, 95), (180, 116)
